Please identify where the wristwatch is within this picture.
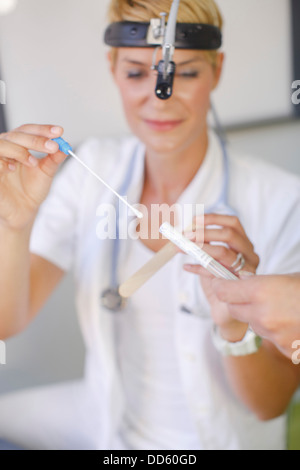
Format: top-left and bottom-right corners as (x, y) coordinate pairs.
(211, 325), (262, 357)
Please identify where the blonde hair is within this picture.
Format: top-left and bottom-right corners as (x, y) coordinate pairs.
(107, 0), (223, 67)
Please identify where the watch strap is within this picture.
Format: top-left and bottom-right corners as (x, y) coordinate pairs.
(212, 325), (262, 357)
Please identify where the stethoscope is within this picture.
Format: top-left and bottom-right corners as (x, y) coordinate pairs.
(100, 131), (237, 313)
(100, 147), (140, 312)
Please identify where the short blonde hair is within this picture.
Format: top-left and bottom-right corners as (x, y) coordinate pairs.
(107, 0), (223, 67)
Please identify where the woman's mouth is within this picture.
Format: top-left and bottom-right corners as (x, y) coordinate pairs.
(143, 119), (184, 132)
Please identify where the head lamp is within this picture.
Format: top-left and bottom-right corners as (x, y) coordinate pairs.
(104, 0), (222, 100)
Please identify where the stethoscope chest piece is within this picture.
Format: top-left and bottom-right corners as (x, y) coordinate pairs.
(101, 287), (127, 312)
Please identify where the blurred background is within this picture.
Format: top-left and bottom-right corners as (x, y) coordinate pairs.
(0, 0), (299, 446)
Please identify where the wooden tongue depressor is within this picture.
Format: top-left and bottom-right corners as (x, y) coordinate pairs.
(118, 241), (178, 298)
(119, 222), (195, 299)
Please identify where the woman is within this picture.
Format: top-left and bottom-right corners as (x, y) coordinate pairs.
(0, 0), (300, 450)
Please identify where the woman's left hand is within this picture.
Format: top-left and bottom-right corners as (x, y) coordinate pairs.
(184, 214), (260, 342)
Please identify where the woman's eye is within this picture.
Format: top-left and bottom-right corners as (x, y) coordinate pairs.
(126, 71), (147, 79)
(177, 71), (199, 79)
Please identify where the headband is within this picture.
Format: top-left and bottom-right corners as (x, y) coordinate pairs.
(104, 21), (222, 50)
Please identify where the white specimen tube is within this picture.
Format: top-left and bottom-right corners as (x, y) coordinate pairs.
(159, 222), (239, 281)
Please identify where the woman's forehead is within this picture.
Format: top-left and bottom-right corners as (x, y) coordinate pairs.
(116, 47), (206, 66)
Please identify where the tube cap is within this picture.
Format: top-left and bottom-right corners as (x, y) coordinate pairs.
(52, 137), (73, 155)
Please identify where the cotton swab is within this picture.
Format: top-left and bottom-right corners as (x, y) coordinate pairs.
(52, 137), (143, 220)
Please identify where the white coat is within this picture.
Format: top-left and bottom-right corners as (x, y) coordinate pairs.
(0, 130), (299, 450)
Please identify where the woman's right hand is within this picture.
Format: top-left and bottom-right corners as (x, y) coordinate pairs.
(0, 124), (67, 231)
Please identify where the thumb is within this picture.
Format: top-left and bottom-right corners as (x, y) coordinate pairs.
(38, 151), (68, 178)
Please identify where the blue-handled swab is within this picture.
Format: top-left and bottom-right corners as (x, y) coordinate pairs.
(52, 137), (143, 219)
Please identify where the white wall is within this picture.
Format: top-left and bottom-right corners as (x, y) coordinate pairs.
(0, 0), (295, 142)
(0, 0), (299, 394)
(227, 120), (300, 175)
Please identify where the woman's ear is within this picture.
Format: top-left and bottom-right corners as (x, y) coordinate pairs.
(212, 52), (225, 90)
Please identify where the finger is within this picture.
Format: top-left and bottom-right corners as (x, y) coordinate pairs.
(0, 139), (38, 168)
(183, 229), (204, 245)
(203, 228), (259, 268)
(183, 230), (243, 263)
(1, 131), (60, 155)
(212, 277), (256, 304)
(201, 243), (239, 268)
(0, 159), (11, 173)
(38, 152), (69, 178)
(202, 244), (257, 275)
(1, 157), (17, 172)
(0, 158), (18, 173)
(197, 213), (259, 265)
(183, 241), (256, 276)
(189, 215), (205, 231)
(203, 227), (253, 253)
(239, 271), (256, 280)
(203, 214), (247, 236)
(183, 264), (214, 279)
(13, 124), (63, 139)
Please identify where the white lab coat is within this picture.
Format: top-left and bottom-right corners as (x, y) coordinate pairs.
(0, 131), (299, 450)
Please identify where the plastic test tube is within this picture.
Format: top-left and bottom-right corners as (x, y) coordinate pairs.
(159, 222), (239, 281)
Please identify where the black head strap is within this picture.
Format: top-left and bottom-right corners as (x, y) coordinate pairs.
(104, 21), (222, 50)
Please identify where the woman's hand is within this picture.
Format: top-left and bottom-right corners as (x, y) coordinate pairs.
(184, 214), (260, 342)
(212, 274), (300, 361)
(0, 124), (67, 231)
